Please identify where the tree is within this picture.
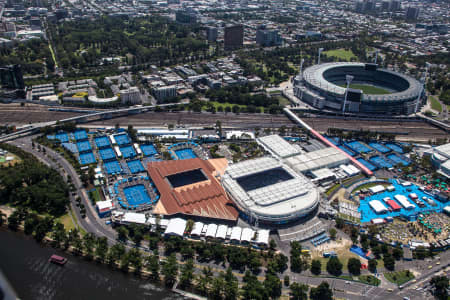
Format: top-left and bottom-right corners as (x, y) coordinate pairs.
(430, 276), (449, 300)
(329, 228), (337, 239)
(210, 273), (225, 300)
(52, 222), (67, 248)
(335, 217), (344, 229)
(310, 259), (322, 275)
(127, 248), (143, 273)
(290, 282), (308, 300)
(196, 266), (213, 297)
(284, 275), (290, 287)
(264, 272), (282, 299)
(162, 253), (178, 287)
(242, 270), (266, 300)
(117, 226), (128, 242)
(393, 247), (403, 260)
(224, 267), (238, 300)
(24, 214), (38, 235)
(179, 259), (194, 289)
(7, 211), (20, 231)
(347, 258), (362, 275)
(146, 254), (160, 281)
(368, 259), (378, 273)
(383, 253), (395, 271)
(95, 236), (109, 262)
(0, 211), (6, 226)
(82, 232), (96, 260)
(310, 281), (333, 300)
(290, 255), (303, 273)
(326, 256), (343, 276)
(108, 243), (125, 265)
(350, 227), (359, 244)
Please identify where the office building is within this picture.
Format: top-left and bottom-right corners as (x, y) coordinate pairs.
(0, 65), (24, 90)
(207, 27), (218, 42)
(153, 85), (176, 101)
(405, 7), (420, 20)
(224, 24), (243, 50)
(256, 28), (282, 47)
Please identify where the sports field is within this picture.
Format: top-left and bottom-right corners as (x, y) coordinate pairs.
(323, 49), (356, 61)
(339, 84), (392, 95)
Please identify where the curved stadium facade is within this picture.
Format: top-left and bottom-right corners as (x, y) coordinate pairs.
(294, 62), (424, 115)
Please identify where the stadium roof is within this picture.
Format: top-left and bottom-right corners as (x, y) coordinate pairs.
(285, 147), (349, 173)
(222, 157), (320, 223)
(435, 143), (450, 159)
(148, 158), (239, 221)
(257, 135), (302, 158)
(164, 218), (187, 237)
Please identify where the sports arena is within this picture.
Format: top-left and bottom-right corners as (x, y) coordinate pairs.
(294, 62), (424, 115)
(221, 157), (320, 225)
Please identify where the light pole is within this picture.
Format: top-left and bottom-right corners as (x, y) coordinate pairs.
(317, 48), (324, 65)
(374, 50), (379, 64)
(342, 75), (354, 114)
(299, 58), (305, 77)
(415, 62), (430, 114)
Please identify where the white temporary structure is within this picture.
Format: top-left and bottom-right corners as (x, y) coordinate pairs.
(369, 200), (388, 214)
(240, 228), (254, 244)
(230, 226), (242, 242)
(205, 224), (218, 238)
(215, 225), (228, 240)
(164, 218), (186, 237)
(394, 194), (415, 210)
(369, 185), (385, 194)
(255, 229), (270, 247)
(190, 222), (204, 237)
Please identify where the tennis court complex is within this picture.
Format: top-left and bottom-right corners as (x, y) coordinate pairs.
(76, 140), (92, 153)
(95, 136), (111, 149)
(369, 155), (393, 169)
(141, 144), (158, 156)
(104, 160), (122, 174)
(74, 130), (88, 141)
(346, 141), (372, 154)
(79, 152), (96, 165)
(120, 145), (136, 159)
(114, 133), (130, 146)
(175, 148), (197, 160)
(369, 142), (391, 153)
(127, 160), (145, 173)
(123, 185), (151, 206)
(99, 147), (116, 161)
(387, 154), (410, 166)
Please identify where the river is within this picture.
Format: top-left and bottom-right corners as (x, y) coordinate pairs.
(0, 229), (183, 300)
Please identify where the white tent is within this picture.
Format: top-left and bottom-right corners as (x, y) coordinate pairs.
(122, 212), (147, 225)
(369, 200), (388, 214)
(369, 185), (385, 194)
(215, 225), (228, 240)
(190, 222), (204, 237)
(205, 224), (218, 238)
(230, 226), (242, 242)
(394, 194), (415, 210)
(255, 229), (270, 247)
(240, 228), (255, 244)
(164, 218), (186, 237)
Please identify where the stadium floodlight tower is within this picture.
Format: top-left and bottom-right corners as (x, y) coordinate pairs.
(299, 58), (305, 78)
(342, 75), (354, 114)
(374, 50), (380, 64)
(415, 62), (431, 113)
(317, 48), (324, 65)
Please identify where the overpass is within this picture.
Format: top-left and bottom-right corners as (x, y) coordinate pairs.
(0, 103), (178, 143)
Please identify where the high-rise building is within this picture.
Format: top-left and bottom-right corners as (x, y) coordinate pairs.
(153, 85), (176, 102)
(175, 10), (197, 24)
(256, 28), (282, 47)
(389, 0), (401, 11)
(0, 65), (24, 90)
(405, 7), (419, 20)
(207, 27), (218, 42)
(224, 24), (244, 50)
(381, 1), (390, 11)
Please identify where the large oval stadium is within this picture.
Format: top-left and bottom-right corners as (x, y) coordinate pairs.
(294, 62), (424, 115)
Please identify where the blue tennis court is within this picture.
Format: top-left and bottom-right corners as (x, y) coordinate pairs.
(114, 134), (130, 146)
(76, 140), (92, 153)
(74, 130), (88, 141)
(369, 155), (393, 169)
(357, 158), (377, 171)
(55, 132), (69, 143)
(386, 143), (403, 153)
(369, 142), (391, 153)
(127, 160), (145, 173)
(141, 144), (157, 156)
(62, 143), (77, 153)
(95, 136), (111, 149)
(123, 185), (151, 206)
(79, 152), (96, 165)
(120, 145), (136, 159)
(143, 156), (162, 165)
(338, 145), (356, 156)
(104, 161), (122, 174)
(346, 141), (372, 154)
(358, 180), (446, 223)
(175, 148), (197, 160)
(99, 147), (116, 161)
(326, 136), (340, 146)
(387, 154), (410, 166)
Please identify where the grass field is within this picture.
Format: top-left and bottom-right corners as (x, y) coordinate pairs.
(358, 275), (381, 286)
(0, 154), (20, 167)
(58, 212), (76, 231)
(384, 270), (415, 286)
(339, 84), (392, 95)
(323, 49), (357, 61)
(429, 96), (443, 112)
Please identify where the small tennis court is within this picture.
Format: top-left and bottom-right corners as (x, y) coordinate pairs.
(369, 142), (391, 153)
(99, 147), (116, 161)
(369, 155), (393, 169)
(387, 154), (410, 166)
(127, 160), (145, 173)
(76, 140), (92, 153)
(114, 133), (130, 146)
(79, 152), (96, 165)
(175, 148), (197, 160)
(357, 158), (377, 171)
(104, 160), (122, 174)
(55, 132), (69, 143)
(62, 143), (77, 153)
(74, 130), (88, 141)
(338, 145), (356, 156)
(346, 141), (372, 154)
(95, 136), (111, 149)
(123, 184), (152, 206)
(386, 143), (403, 153)
(120, 145), (136, 159)
(141, 144), (158, 156)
